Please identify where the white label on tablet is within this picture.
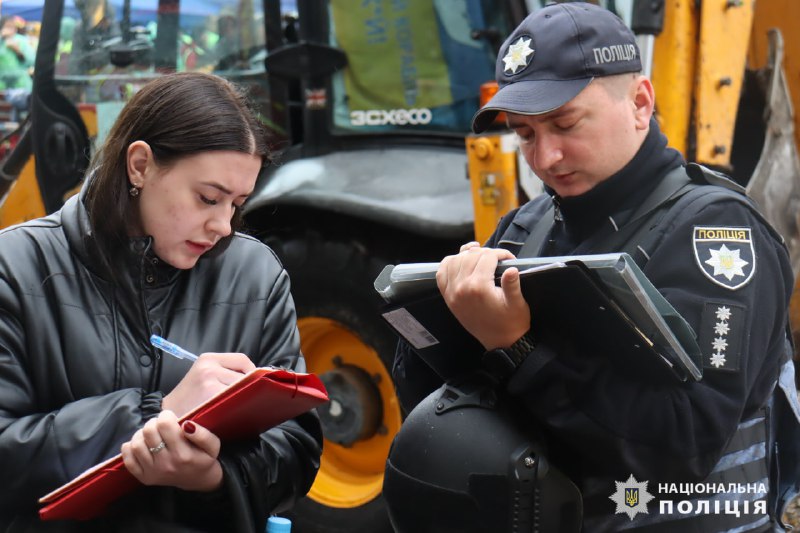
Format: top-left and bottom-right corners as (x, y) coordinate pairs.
(382, 308), (440, 349)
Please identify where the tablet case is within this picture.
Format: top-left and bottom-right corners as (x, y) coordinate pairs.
(376, 253), (702, 384)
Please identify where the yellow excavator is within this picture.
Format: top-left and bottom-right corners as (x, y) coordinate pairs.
(0, 0), (797, 531)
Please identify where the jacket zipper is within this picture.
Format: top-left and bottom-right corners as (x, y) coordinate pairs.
(137, 239), (162, 393)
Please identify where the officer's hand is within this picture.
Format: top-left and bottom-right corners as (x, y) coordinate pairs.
(121, 410), (223, 492)
(437, 242), (532, 350)
(162, 352), (255, 417)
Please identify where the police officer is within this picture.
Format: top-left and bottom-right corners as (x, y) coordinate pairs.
(388, 3), (800, 531)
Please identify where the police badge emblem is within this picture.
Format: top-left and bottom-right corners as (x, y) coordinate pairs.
(609, 474), (654, 520)
(502, 36), (534, 75)
(693, 226), (755, 290)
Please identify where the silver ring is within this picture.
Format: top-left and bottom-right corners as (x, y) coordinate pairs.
(149, 441), (167, 454)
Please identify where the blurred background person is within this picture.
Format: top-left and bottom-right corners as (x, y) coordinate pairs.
(0, 15), (34, 121)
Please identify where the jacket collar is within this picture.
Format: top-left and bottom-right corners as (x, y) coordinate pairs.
(62, 179), (181, 286)
(551, 117), (684, 238)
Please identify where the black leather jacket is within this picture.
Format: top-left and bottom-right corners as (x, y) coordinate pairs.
(0, 192), (322, 532)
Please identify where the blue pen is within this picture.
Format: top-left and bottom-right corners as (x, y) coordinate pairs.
(150, 335), (198, 362)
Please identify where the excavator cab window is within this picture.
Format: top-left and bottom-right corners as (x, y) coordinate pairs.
(324, 0), (640, 136)
(329, 0), (512, 134)
(51, 0), (281, 151)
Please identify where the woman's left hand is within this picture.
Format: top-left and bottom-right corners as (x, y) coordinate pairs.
(121, 410), (223, 492)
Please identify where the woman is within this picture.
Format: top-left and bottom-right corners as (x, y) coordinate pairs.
(0, 72), (322, 531)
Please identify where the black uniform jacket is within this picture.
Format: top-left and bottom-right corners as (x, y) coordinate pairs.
(393, 123), (795, 529)
(0, 192), (322, 532)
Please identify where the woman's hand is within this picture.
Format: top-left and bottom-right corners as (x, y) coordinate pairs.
(162, 352), (256, 417)
(120, 410), (223, 492)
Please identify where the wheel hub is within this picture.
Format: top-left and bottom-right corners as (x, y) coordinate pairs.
(319, 364), (383, 446)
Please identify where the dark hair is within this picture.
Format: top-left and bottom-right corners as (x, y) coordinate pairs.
(84, 71), (268, 260)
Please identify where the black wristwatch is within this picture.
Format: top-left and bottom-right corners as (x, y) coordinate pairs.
(481, 332), (536, 381)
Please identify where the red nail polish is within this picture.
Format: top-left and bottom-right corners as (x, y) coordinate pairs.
(183, 421), (196, 434)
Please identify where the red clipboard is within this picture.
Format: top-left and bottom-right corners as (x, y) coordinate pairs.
(38, 367), (329, 521)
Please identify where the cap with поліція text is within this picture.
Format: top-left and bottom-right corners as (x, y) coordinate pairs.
(472, 2), (642, 133)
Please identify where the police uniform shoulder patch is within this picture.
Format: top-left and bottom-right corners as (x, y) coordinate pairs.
(699, 302), (746, 372)
(692, 226), (755, 290)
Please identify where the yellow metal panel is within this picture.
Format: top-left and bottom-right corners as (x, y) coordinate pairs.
(466, 133), (520, 244)
(651, 0), (697, 158)
(0, 104), (96, 229)
(0, 158), (45, 227)
(78, 104), (99, 139)
(695, 0), (755, 167)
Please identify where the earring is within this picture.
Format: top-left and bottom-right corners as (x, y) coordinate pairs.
(129, 186), (140, 197)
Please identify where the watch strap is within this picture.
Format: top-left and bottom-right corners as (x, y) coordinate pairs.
(504, 332), (537, 366)
(481, 332), (536, 381)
